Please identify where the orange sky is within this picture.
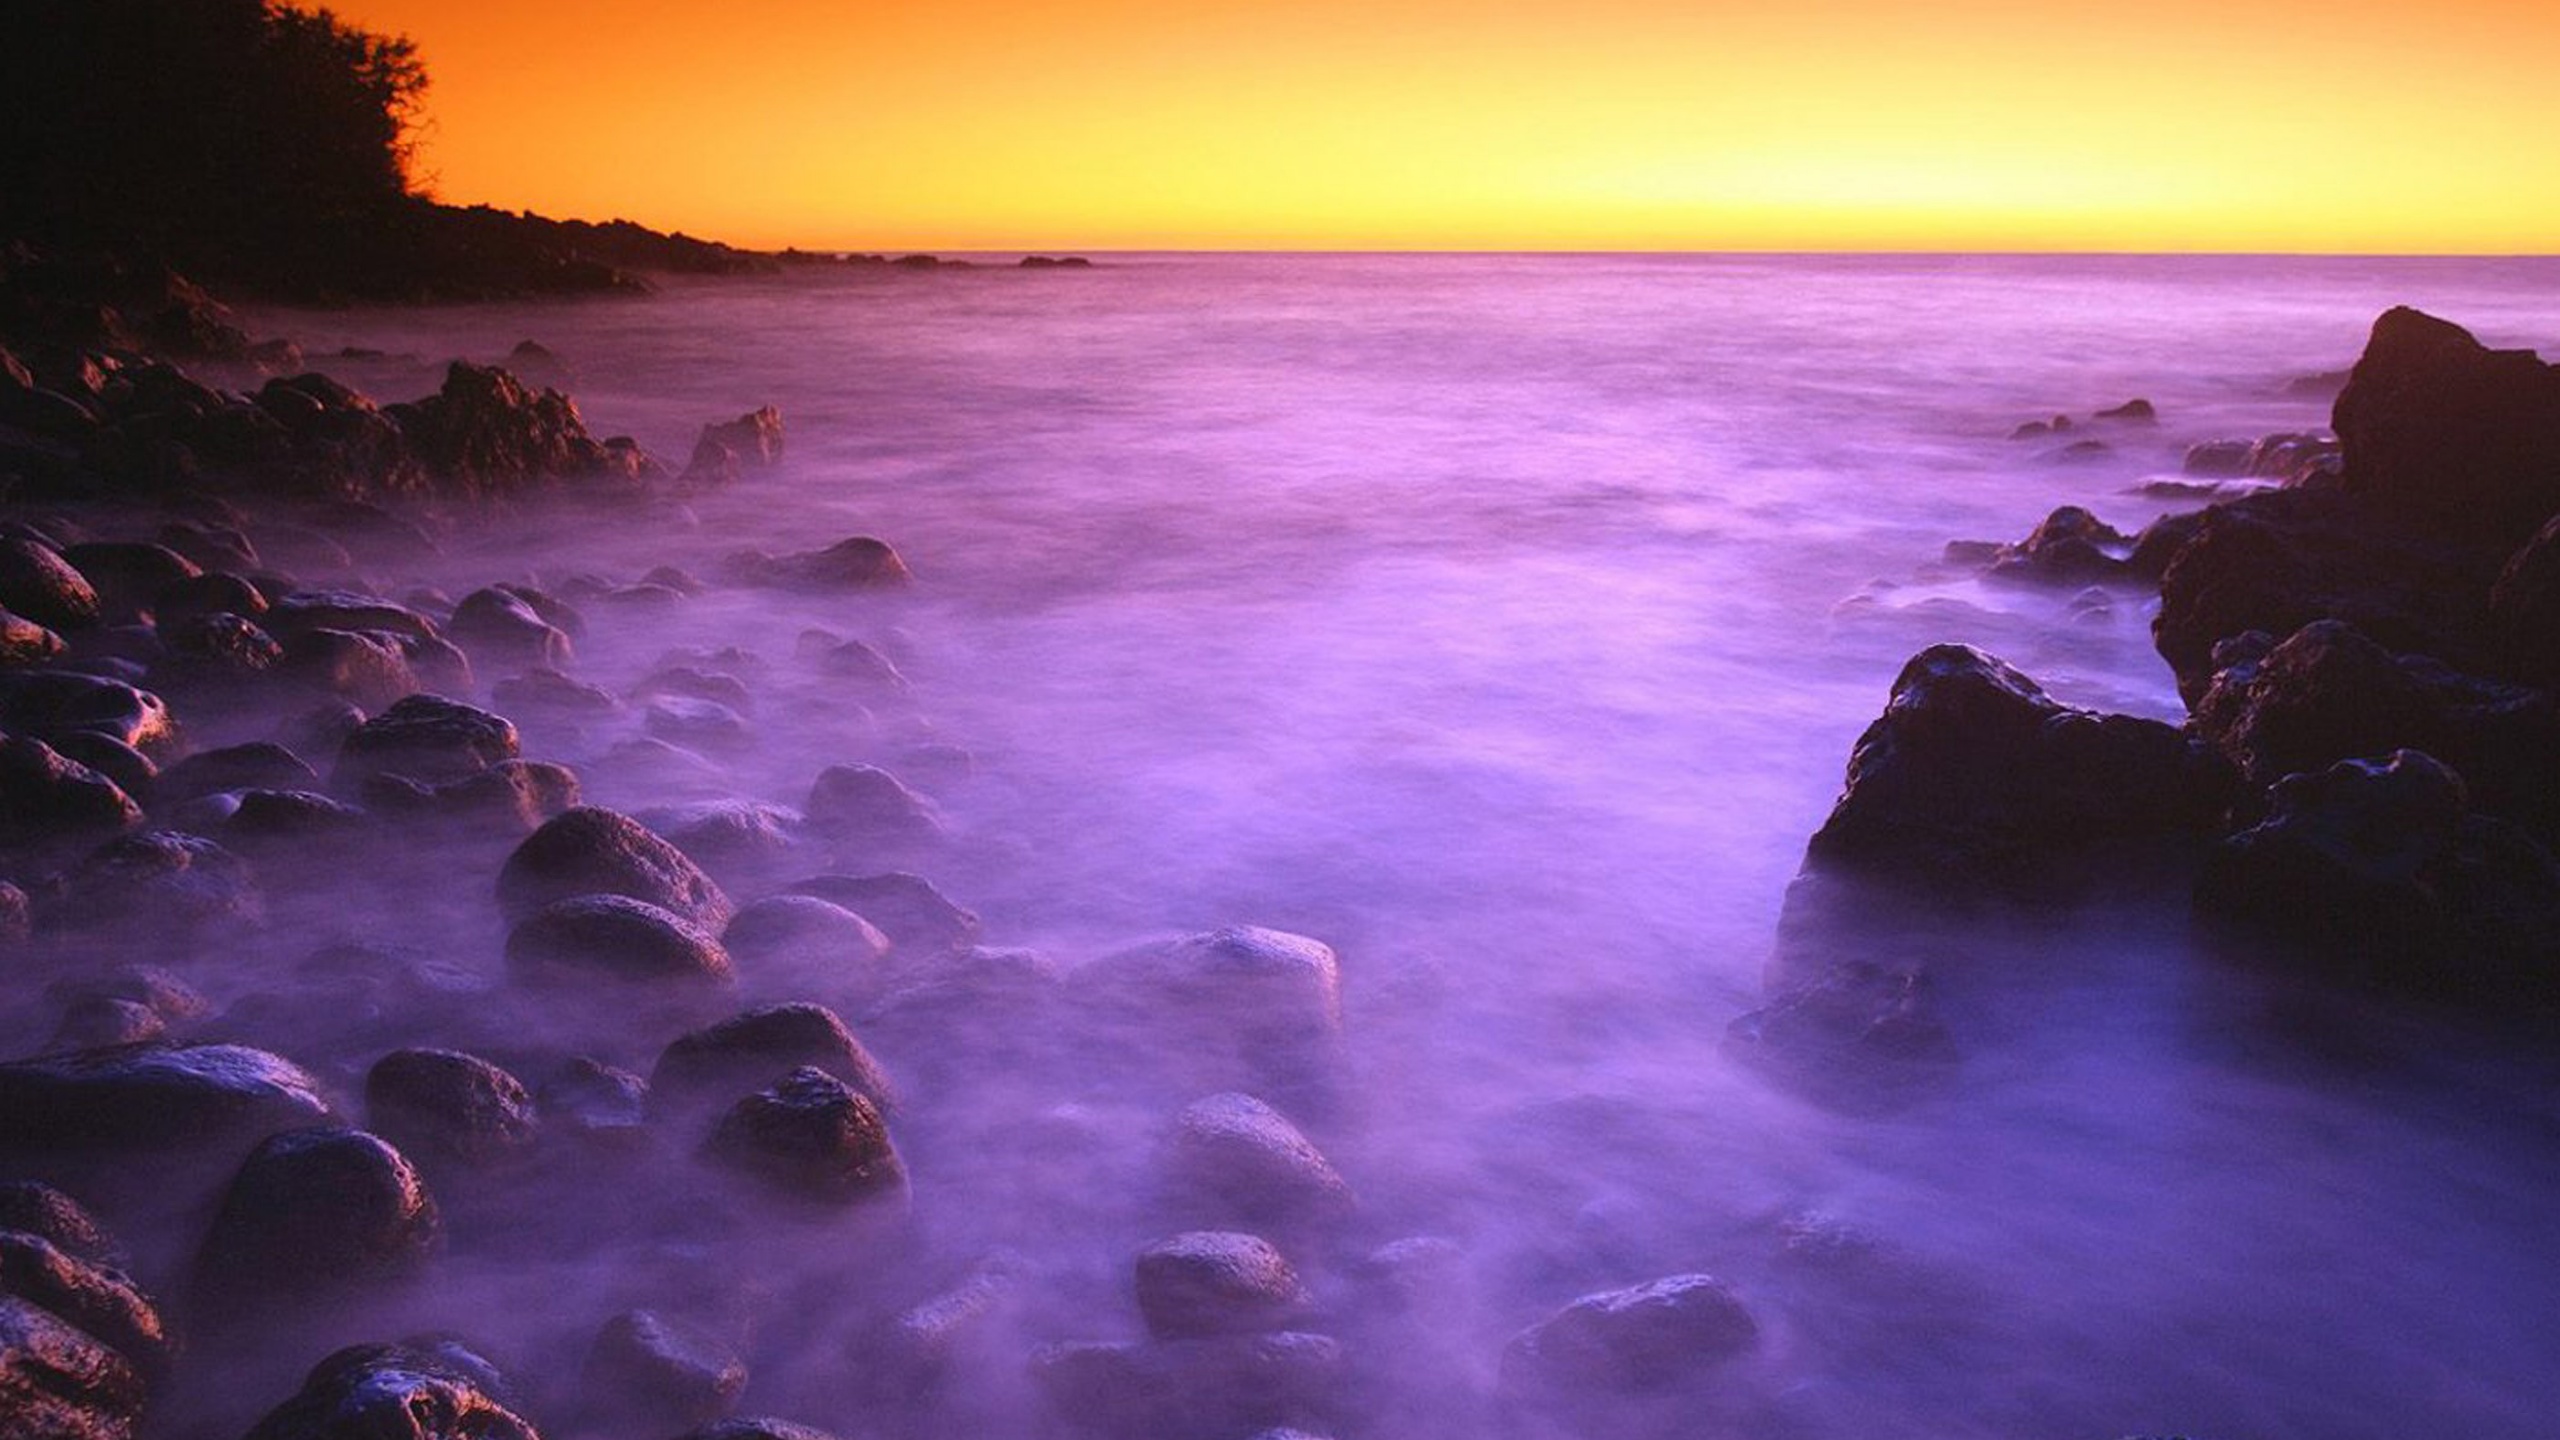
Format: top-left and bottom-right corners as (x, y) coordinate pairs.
(335, 0), (2558, 253)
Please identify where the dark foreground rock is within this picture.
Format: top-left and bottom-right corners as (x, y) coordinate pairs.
(239, 1341), (538, 1440)
(1804, 644), (2230, 889)
(1501, 1274), (1758, 1398)
(195, 1128), (440, 1309)
(496, 805), (732, 927)
(0, 1044), (328, 1154)
(581, 1309), (747, 1430)
(652, 1003), (895, 1116)
(0, 1295), (145, 1440)
(703, 1067), (907, 1210)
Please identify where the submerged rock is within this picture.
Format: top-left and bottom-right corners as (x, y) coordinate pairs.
(195, 1128), (440, 1308)
(496, 805), (733, 927)
(1502, 1273), (1758, 1397)
(581, 1309), (747, 1430)
(1726, 959), (1957, 1101)
(240, 1341), (539, 1440)
(703, 1066), (907, 1209)
(1134, 1231), (1311, 1340)
(506, 893), (735, 991)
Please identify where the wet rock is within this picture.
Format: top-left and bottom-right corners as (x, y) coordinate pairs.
(2333, 306), (2560, 544)
(215, 789), (372, 855)
(45, 731), (154, 807)
(0, 669), (178, 756)
(365, 1049), (539, 1171)
(733, 537), (914, 590)
(0, 1044), (327, 1155)
(539, 1057), (652, 1147)
(447, 586), (574, 670)
(1030, 1331), (1344, 1439)
(60, 542), (198, 624)
(333, 694), (521, 790)
(0, 1230), (168, 1378)
(492, 667), (620, 719)
(0, 733), (142, 851)
(239, 1341), (539, 1440)
(646, 696), (751, 750)
(788, 872), (977, 956)
(55, 830), (261, 936)
(497, 806), (734, 927)
(1726, 960), (1957, 1103)
(0, 1296), (145, 1440)
(2196, 749), (2560, 1003)
(703, 1067), (907, 1209)
(195, 1128), (439, 1306)
(1804, 644), (2230, 889)
(366, 759), (582, 838)
(506, 894), (735, 992)
(0, 606), (66, 668)
(580, 1309), (747, 1430)
(1083, 927), (1344, 1046)
(639, 801), (802, 883)
(653, 1003), (895, 1117)
(856, 1253), (1022, 1403)
(0, 538), (101, 631)
(153, 741), (316, 806)
(1980, 505), (2132, 585)
(803, 764), (942, 851)
(1135, 1231), (1310, 1340)
(2096, 397), (2156, 423)
(2184, 438), (2257, 477)
(387, 361), (653, 496)
(2053, 438), (2112, 462)
(1162, 1093), (1355, 1232)
(676, 1421), (842, 1440)
(0, 1184), (121, 1268)
(264, 591), (439, 645)
(47, 996), (167, 1051)
(720, 895), (892, 995)
(702, 406), (785, 467)
(800, 633), (910, 692)
(278, 628), (418, 710)
(1502, 1274), (1758, 1397)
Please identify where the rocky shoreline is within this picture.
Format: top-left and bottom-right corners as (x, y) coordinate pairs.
(2, 259), (2553, 1439)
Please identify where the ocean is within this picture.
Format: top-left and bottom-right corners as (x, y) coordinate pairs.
(233, 253), (2560, 1439)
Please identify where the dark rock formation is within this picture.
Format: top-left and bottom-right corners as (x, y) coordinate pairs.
(195, 1128), (440, 1307)
(0, 1296), (145, 1440)
(1972, 505), (2134, 585)
(580, 1309), (747, 1430)
(1804, 645), (2230, 888)
(1501, 1274), (1757, 1397)
(0, 733), (142, 852)
(333, 693), (520, 790)
(703, 1067), (907, 1209)
(729, 537), (913, 590)
(364, 1049), (539, 1172)
(1161, 1093), (1354, 1233)
(653, 1003), (895, 1117)
(496, 805), (732, 927)
(1134, 1231), (1310, 1340)
(0, 1184), (121, 1268)
(0, 1230), (167, 1380)
(383, 362), (656, 498)
(239, 1342), (539, 1440)
(0, 1044), (327, 1154)
(446, 587), (573, 669)
(2332, 306), (2560, 544)
(506, 894), (735, 991)
(0, 538), (102, 631)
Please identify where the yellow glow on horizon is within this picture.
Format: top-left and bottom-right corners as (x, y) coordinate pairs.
(335, 0), (2558, 253)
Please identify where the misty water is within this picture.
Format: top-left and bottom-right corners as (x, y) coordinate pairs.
(99, 255), (2560, 1435)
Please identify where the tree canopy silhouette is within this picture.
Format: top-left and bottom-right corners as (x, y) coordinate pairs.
(0, 0), (428, 288)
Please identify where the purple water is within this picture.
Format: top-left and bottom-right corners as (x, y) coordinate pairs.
(213, 254), (2560, 1437)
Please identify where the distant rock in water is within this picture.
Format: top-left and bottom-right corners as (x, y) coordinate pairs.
(1019, 256), (1095, 269)
(386, 361), (659, 497)
(1501, 1274), (1757, 1398)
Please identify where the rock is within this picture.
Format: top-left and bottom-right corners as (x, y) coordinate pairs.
(45, 731), (154, 807)
(0, 669), (178, 756)
(788, 872), (977, 955)
(2490, 513), (2560, 683)
(2096, 397), (2157, 423)
(54, 829), (261, 936)
(334, 693), (521, 789)
(1981, 505), (2132, 585)
(2196, 750), (2560, 1002)
(239, 1341), (539, 1440)
(366, 758), (582, 838)
(0, 606), (65, 667)
(538, 1057), (651, 1146)
(47, 996), (167, 1051)
(646, 696), (751, 750)
(1030, 1331), (1344, 1438)
(703, 1067), (907, 1208)
(0, 538), (101, 631)
(2053, 438), (2112, 461)
(2184, 438), (2257, 477)
(700, 407), (784, 467)
(653, 1003), (895, 1116)
(1804, 644), (2230, 888)
(580, 1309), (747, 1430)
(364, 1050), (539, 1171)
(195, 1128), (440, 1306)
(447, 587), (573, 669)
(60, 542), (198, 623)
(44, 967), (209, 1032)
(1162, 1093), (1354, 1231)
(2333, 306), (2560, 544)
(0, 1296), (145, 1439)
(856, 1253), (1022, 1403)
(638, 801), (802, 882)
(386, 361), (651, 497)
(679, 435), (742, 487)
(1085, 926), (1344, 1044)
(734, 537), (913, 590)
(497, 806), (733, 927)
(153, 741), (317, 806)
(803, 764), (942, 851)
(278, 628), (419, 709)
(0, 1230), (168, 1378)
(675, 1421), (842, 1440)
(0, 732), (142, 851)
(1502, 1274), (1758, 1396)
(721, 896), (893, 993)
(264, 592), (440, 645)
(1134, 1231), (1310, 1339)
(506, 894), (735, 991)
(1725, 961), (1957, 1102)
(0, 1184), (120, 1268)
(492, 667), (620, 719)
(0, 1044), (328, 1154)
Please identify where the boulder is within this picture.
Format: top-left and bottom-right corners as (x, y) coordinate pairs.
(652, 1003), (895, 1116)
(195, 1128), (440, 1306)
(803, 764), (942, 851)
(703, 1067), (907, 1209)
(506, 894), (735, 991)
(538, 1057), (651, 1147)
(0, 606), (64, 667)
(2333, 306), (2560, 544)
(278, 628), (419, 710)
(0, 1184), (120, 1267)
(0, 1230), (168, 1378)
(153, 741), (316, 806)
(676, 1422), (843, 1440)
(1726, 959), (1957, 1102)
(1804, 645), (2230, 888)
(385, 361), (650, 497)
(364, 1049), (540, 1171)
(580, 1310), (747, 1430)
(1083, 927), (1343, 1044)
(0, 669), (178, 756)
(1979, 505), (2132, 585)
(0, 733), (142, 851)
(1134, 1231), (1310, 1340)
(1501, 1274), (1758, 1397)
(239, 1341), (539, 1440)
(445, 587), (573, 670)
(497, 806), (733, 927)
(0, 1044), (328, 1154)
(59, 542), (198, 623)
(639, 801), (801, 882)
(53, 829), (261, 935)
(1161, 1093), (1354, 1232)
(701, 406), (784, 467)
(0, 538), (101, 631)
(0, 1296), (145, 1440)
(334, 694), (521, 789)
(788, 872), (977, 956)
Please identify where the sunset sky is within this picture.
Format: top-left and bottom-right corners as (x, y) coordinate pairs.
(335, 0), (2557, 253)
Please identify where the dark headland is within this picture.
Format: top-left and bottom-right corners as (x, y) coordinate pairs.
(6, 3), (2560, 1438)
